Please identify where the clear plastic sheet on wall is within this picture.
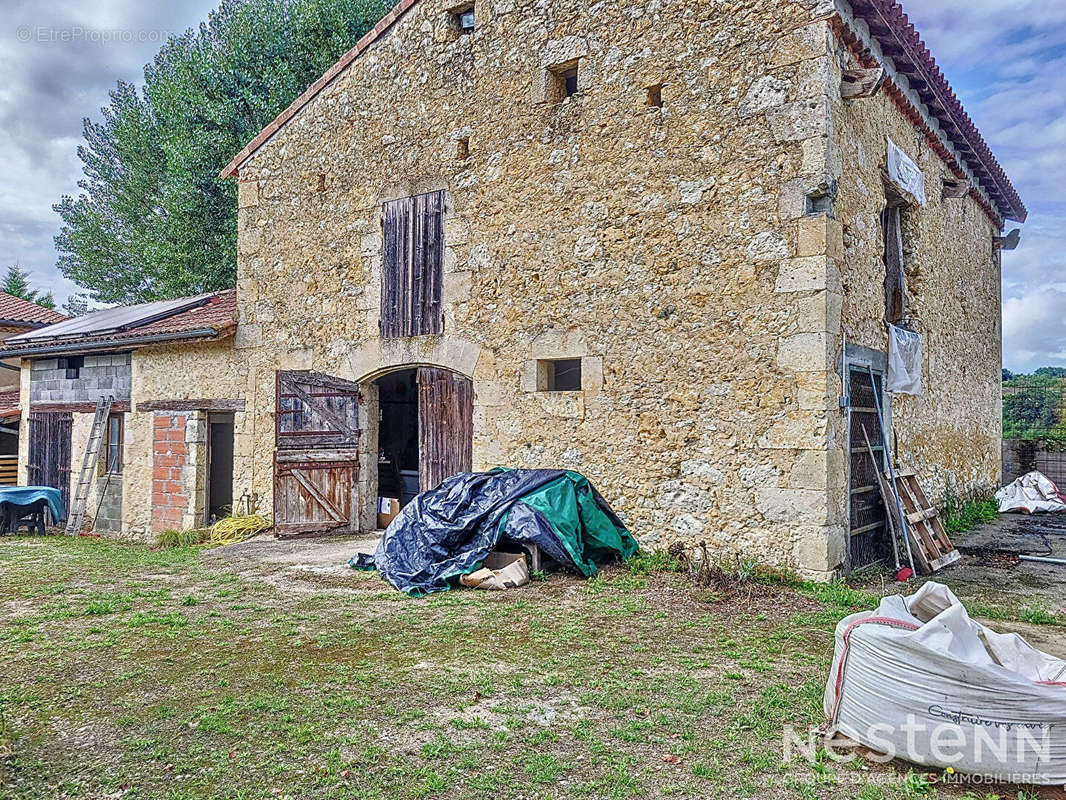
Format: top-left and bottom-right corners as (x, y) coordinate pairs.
(886, 138), (927, 206)
(887, 323), (923, 395)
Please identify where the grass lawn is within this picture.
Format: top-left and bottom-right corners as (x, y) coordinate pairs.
(0, 537), (1057, 800)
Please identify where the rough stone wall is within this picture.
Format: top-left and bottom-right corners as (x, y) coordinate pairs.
(119, 342), (249, 540)
(232, 0), (850, 576)
(828, 41), (1002, 505)
(29, 353), (131, 404)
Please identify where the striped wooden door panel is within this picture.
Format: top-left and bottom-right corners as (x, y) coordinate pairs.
(381, 191), (444, 338)
(417, 368), (473, 492)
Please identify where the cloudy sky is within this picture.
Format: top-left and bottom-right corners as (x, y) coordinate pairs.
(0, 0), (1062, 371)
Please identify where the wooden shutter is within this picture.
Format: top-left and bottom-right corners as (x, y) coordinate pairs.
(883, 204), (906, 323)
(275, 370), (360, 450)
(381, 191), (445, 338)
(27, 412), (72, 517)
(417, 368), (473, 492)
(274, 371), (360, 537)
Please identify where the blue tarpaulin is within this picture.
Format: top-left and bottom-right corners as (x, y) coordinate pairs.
(0, 486), (65, 521)
(350, 469), (638, 596)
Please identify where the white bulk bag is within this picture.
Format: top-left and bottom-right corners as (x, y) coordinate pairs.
(824, 582), (1066, 784)
(995, 470), (1066, 513)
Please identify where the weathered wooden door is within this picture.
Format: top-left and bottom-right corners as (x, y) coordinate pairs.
(417, 368), (473, 492)
(274, 371), (361, 537)
(381, 191), (445, 338)
(847, 367), (892, 570)
(27, 411), (72, 518)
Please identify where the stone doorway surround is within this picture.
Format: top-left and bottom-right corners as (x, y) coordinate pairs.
(346, 334), (499, 532)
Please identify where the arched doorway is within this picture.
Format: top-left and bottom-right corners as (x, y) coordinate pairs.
(369, 366), (473, 527)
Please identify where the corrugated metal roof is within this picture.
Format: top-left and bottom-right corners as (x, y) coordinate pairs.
(8, 293), (215, 343)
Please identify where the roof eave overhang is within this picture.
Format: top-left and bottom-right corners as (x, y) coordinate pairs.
(835, 0), (1026, 224)
(0, 327), (230, 359)
(219, 0), (422, 180)
(0, 318), (58, 329)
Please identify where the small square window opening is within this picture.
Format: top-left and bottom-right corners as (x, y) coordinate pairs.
(646, 84), (663, 108)
(561, 66), (578, 98)
(455, 137), (470, 160)
(456, 5), (474, 33)
(549, 61), (580, 102)
(540, 358), (582, 392)
(59, 355), (84, 380)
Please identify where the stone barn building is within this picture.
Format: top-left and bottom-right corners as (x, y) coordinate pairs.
(9, 0), (1024, 578)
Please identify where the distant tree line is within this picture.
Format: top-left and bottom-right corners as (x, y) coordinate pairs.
(1002, 367), (1066, 442)
(54, 0), (389, 305)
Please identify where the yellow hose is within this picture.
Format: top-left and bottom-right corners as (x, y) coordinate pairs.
(207, 514), (271, 546)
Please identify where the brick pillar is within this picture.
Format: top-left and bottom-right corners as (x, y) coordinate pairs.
(152, 413), (189, 532)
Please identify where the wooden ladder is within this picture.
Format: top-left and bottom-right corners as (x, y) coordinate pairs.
(884, 469), (962, 573)
(65, 396), (113, 535)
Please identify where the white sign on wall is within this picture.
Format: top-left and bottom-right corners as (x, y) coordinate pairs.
(886, 138), (926, 206)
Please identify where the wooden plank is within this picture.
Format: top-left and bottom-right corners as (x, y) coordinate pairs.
(894, 476), (940, 562)
(283, 380), (356, 439)
(31, 402), (131, 414)
(905, 477), (955, 552)
(273, 370), (361, 536)
(289, 468), (346, 523)
(905, 507), (938, 524)
(928, 549), (962, 571)
(136, 398), (246, 412)
(841, 66), (886, 99)
(883, 205), (906, 322)
(381, 191), (445, 338)
(884, 471), (961, 574)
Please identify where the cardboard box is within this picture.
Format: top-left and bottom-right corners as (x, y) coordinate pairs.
(377, 497), (400, 530)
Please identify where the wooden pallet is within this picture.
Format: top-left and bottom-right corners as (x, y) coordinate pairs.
(883, 469), (961, 573)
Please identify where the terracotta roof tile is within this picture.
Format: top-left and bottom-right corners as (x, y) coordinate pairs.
(0, 290), (237, 356)
(0, 293), (67, 326)
(839, 0), (1025, 222)
(0, 390), (19, 419)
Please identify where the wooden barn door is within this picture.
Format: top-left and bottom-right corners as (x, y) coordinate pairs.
(274, 371), (361, 537)
(27, 411), (72, 518)
(417, 368), (473, 492)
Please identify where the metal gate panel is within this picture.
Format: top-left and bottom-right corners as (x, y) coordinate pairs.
(27, 411), (72, 519)
(847, 368), (892, 570)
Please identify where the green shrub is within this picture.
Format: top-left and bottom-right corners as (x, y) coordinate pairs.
(156, 528), (210, 549)
(625, 550), (683, 575)
(942, 494), (998, 535)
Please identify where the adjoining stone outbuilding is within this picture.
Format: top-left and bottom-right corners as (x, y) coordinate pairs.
(4, 292), (240, 535)
(9, 0), (1025, 578)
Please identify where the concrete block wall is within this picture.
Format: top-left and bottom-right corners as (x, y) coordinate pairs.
(94, 475), (123, 532)
(29, 353), (132, 404)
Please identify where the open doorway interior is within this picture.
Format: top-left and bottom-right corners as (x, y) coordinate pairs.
(377, 370), (420, 509)
(207, 413), (234, 523)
